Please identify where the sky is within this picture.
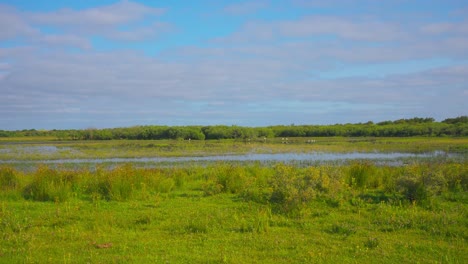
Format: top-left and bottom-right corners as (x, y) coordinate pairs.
(0, 0), (467, 130)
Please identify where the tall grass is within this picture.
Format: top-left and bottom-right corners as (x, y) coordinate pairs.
(0, 167), (19, 190)
(22, 165), (75, 202)
(1, 160), (466, 207)
(0, 161), (466, 263)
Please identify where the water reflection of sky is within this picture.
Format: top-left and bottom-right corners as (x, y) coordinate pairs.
(0, 145), (77, 154)
(0, 151), (457, 165)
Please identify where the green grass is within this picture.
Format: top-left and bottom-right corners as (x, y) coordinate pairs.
(0, 162), (467, 263)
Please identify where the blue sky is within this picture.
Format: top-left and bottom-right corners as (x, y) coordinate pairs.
(0, 0), (467, 130)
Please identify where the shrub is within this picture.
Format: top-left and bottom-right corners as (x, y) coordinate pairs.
(442, 163), (468, 192)
(303, 167), (329, 192)
(396, 164), (430, 203)
(211, 165), (249, 194)
(202, 180), (223, 196)
(347, 162), (378, 189)
(86, 165), (134, 201)
(222, 166), (248, 194)
(0, 167), (19, 190)
(240, 166), (273, 203)
(269, 164), (316, 215)
(396, 163), (453, 203)
(23, 166), (72, 202)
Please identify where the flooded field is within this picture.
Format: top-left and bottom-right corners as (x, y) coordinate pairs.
(0, 137), (466, 169)
(1, 138), (467, 263)
(0, 150), (457, 164)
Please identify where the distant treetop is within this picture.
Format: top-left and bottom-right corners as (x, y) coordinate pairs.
(442, 116), (468, 124)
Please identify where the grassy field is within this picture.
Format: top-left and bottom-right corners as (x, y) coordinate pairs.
(1, 160), (467, 263)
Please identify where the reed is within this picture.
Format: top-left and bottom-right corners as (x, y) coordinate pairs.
(0, 160), (466, 262)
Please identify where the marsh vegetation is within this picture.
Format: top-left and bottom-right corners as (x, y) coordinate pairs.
(1, 157), (467, 262)
(1, 137), (466, 161)
(0, 119), (467, 263)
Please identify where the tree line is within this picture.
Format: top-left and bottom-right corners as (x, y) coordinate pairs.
(1, 116), (467, 140)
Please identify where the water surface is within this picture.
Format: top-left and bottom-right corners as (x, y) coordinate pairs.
(0, 151), (454, 165)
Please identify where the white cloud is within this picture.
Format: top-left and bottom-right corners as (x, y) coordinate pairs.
(223, 1), (269, 15)
(278, 16), (407, 42)
(215, 15), (410, 44)
(39, 34), (92, 49)
(0, 1), (467, 129)
(1, 48), (465, 112)
(0, 1), (168, 50)
(421, 21), (468, 35)
(104, 22), (172, 41)
(0, 5), (39, 40)
(28, 0), (165, 27)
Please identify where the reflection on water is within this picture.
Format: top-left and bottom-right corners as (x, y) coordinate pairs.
(0, 145), (65, 154)
(20, 146), (60, 153)
(0, 151), (455, 165)
(0, 145), (78, 156)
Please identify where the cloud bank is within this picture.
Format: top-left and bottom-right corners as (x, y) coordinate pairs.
(0, 0), (466, 129)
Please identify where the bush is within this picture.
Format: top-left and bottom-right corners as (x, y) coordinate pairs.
(442, 163), (468, 192)
(202, 180), (223, 196)
(23, 166), (73, 202)
(212, 165), (249, 194)
(396, 176), (428, 202)
(0, 167), (19, 190)
(347, 162), (378, 189)
(396, 164), (448, 203)
(269, 164), (316, 215)
(85, 165), (135, 201)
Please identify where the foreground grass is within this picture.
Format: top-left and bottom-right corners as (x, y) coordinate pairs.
(2, 194), (466, 263)
(0, 162), (467, 263)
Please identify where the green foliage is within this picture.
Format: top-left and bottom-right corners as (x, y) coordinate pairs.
(327, 223), (356, 236)
(158, 178), (175, 193)
(201, 164), (253, 196)
(394, 163), (462, 203)
(84, 165), (180, 201)
(268, 164), (317, 215)
(22, 166), (74, 202)
(347, 162), (374, 189)
(0, 133), (467, 263)
(86, 166), (132, 201)
(0, 160), (467, 263)
(1, 160), (464, 207)
(2, 116), (467, 140)
(442, 116), (468, 124)
(237, 207), (271, 233)
(185, 217), (209, 234)
(0, 167), (19, 190)
(202, 180), (224, 196)
(397, 176), (428, 203)
(364, 237), (380, 249)
(240, 168), (273, 204)
(442, 162), (468, 192)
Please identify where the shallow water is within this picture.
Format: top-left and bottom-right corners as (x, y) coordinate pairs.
(0, 150), (455, 165)
(0, 145), (70, 154)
